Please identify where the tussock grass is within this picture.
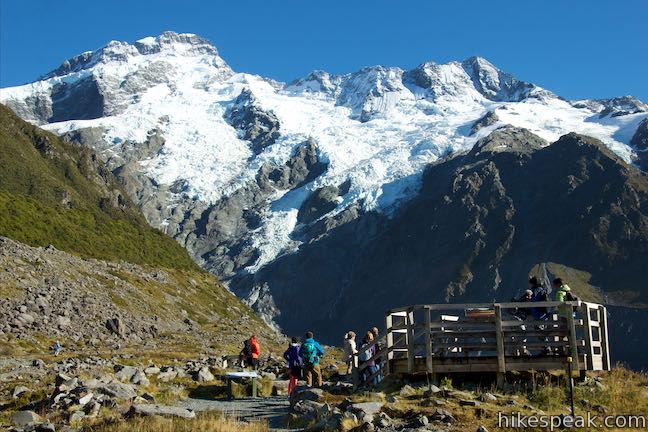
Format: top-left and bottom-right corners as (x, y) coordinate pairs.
(85, 411), (268, 432)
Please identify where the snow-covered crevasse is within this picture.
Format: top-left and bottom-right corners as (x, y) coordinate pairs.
(1, 31), (647, 280)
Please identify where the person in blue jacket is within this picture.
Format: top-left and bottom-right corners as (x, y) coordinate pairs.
(299, 331), (325, 387)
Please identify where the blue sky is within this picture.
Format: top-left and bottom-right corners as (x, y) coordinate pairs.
(1, 0), (646, 101)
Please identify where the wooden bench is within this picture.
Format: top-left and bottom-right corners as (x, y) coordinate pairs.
(225, 371), (258, 399)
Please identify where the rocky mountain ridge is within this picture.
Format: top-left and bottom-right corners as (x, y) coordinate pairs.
(1, 33), (647, 355)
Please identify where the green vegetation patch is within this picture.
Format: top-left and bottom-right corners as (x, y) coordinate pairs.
(0, 104), (196, 269)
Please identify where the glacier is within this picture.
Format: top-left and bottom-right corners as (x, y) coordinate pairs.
(1, 31), (647, 284)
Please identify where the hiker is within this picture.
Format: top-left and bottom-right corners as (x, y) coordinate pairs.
(53, 340), (61, 356)
(300, 331), (325, 387)
(509, 289), (533, 321)
(359, 331), (379, 385)
(342, 331), (358, 375)
(241, 335), (261, 369)
(529, 276), (549, 320)
(370, 327), (384, 381)
(553, 278), (575, 317)
(283, 337), (302, 395)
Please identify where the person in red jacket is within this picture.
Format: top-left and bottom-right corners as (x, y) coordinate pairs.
(248, 335), (261, 369)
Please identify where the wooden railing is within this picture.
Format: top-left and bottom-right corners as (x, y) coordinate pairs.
(353, 301), (610, 388)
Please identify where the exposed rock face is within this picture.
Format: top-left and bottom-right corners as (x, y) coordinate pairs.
(598, 96), (648, 118)
(225, 88), (280, 154)
(50, 76), (104, 122)
(297, 182), (349, 225)
(572, 96), (648, 118)
(470, 110), (500, 135)
(467, 126), (546, 156)
(631, 117), (648, 170)
(231, 129), (648, 369)
(174, 138), (327, 279)
(461, 56), (544, 101)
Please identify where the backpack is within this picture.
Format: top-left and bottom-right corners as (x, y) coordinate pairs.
(564, 291), (579, 302)
(286, 345), (302, 367)
(300, 341), (319, 365)
(532, 287), (549, 302)
(242, 339), (252, 357)
(359, 344), (372, 362)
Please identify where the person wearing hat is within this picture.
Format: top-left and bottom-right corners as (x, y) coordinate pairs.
(343, 331), (357, 376)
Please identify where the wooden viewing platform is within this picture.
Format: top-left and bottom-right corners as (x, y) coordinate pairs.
(353, 301), (610, 388)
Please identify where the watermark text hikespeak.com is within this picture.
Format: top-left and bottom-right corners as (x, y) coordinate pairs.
(498, 412), (646, 430)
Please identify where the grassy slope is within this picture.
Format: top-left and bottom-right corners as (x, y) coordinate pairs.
(0, 103), (196, 269)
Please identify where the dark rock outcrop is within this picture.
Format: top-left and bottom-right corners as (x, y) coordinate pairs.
(225, 88), (280, 154)
(232, 129), (648, 371)
(461, 56), (541, 102)
(631, 117), (648, 171)
(50, 76), (104, 122)
(470, 110), (500, 135)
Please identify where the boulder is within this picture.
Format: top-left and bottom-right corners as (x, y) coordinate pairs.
(114, 365), (138, 382)
(415, 414), (429, 426)
(144, 366), (160, 375)
(349, 402), (384, 422)
(430, 408), (456, 423)
(70, 410), (86, 422)
(100, 382), (137, 400)
(194, 366), (214, 382)
(106, 317), (126, 336)
(129, 404), (196, 419)
(14, 313), (35, 328)
(12, 385), (30, 399)
(290, 386), (324, 406)
(11, 410), (42, 426)
(131, 371), (150, 386)
(56, 376), (79, 392)
(480, 392), (498, 402)
(78, 392), (94, 406)
(157, 370), (178, 382)
(423, 384), (441, 397)
(398, 384), (416, 396)
(292, 399), (323, 421)
(83, 378), (102, 389)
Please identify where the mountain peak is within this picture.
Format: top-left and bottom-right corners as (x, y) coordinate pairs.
(134, 31), (220, 56)
(41, 31), (227, 81)
(460, 55), (545, 102)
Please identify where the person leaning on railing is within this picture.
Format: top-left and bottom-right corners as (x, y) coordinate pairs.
(553, 278), (575, 317)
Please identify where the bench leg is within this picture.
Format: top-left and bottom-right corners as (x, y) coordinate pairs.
(227, 378), (233, 400)
(252, 377), (257, 398)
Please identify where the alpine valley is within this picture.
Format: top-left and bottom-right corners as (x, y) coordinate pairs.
(2, 32), (648, 368)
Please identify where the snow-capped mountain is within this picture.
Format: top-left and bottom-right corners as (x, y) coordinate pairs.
(2, 32), (648, 332)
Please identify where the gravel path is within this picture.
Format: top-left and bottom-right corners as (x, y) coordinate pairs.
(179, 396), (300, 431)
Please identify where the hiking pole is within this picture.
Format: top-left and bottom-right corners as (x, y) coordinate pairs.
(567, 356), (575, 417)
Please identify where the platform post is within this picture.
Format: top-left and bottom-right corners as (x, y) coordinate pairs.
(494, 304), (506, 374)
(424, 306), (433, 374)
(406, 307), (415, 373)
(566, 309), (580, 371)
